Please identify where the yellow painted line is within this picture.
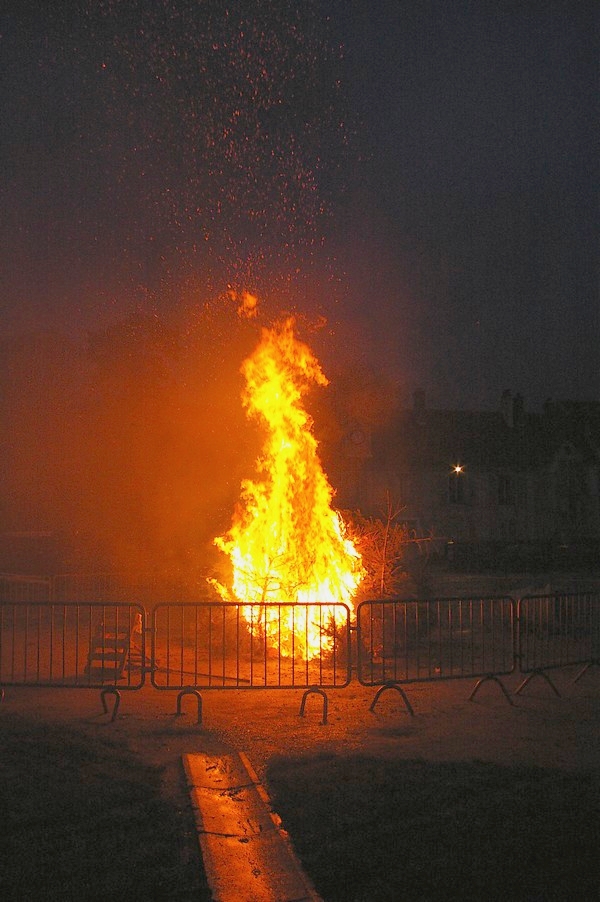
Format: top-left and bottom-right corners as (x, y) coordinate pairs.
(183, 751), (322, 902)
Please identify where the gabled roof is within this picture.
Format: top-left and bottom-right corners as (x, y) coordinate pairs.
(373, 401), (600, 473)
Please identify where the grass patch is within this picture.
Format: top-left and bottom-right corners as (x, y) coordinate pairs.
(0, 714), (204, 901)
(267, 754), (600, 902)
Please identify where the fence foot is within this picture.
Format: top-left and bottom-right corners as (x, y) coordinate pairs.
(573, 660), (600, 684)
(515, 669), (561, 697)
(299, 688), (328, 725)
(176, 688), (203, 725)
(369, 681), (415, 717)
(469, 674), (514, 706)
(100, 687), (121, 722)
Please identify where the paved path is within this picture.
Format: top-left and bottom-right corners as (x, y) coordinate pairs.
(184, 750), (322, 902)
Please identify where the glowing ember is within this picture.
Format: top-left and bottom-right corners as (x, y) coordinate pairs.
(214, 317), (363, 659)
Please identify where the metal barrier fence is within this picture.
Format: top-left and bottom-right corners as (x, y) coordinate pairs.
(357, 596), (515, 684)
(517, 592), (600, 693)
(1, 579), (598, 720)
(151, 602), (352, 690)
(0, 601), (145, 691)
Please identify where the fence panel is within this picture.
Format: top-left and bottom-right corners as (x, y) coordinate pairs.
(0, 602), (145, 689)
(151, 602), (351, 689)
(357, 597), (515, 686)
(518, 592), (600, 674)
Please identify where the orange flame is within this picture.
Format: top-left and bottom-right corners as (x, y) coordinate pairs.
(214, 317), (363, 659)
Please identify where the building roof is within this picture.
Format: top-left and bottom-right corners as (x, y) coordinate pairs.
(373, 398), (600, 473)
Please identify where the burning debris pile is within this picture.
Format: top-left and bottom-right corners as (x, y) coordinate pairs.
(213, 318), (364, 659)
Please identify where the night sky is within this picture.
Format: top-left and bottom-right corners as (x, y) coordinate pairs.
(2, 0), (598, 410)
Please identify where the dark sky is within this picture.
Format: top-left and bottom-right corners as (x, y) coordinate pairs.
(2, 0), (598, 410)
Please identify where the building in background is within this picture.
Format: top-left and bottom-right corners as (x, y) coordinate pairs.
(329, 390), (600, 569)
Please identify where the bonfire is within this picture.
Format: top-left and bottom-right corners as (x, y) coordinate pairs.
(214, 317), (363, 659)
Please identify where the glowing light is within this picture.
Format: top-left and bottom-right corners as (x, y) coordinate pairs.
(452, 464), (464, 474)
(214, 317), (364, 659)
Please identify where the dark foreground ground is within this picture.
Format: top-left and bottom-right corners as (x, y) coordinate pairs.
(1, 659), (599, 902)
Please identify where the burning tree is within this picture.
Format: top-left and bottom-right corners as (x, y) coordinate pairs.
(343, 498), (435, 599)
(213, 318), (364, 659)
